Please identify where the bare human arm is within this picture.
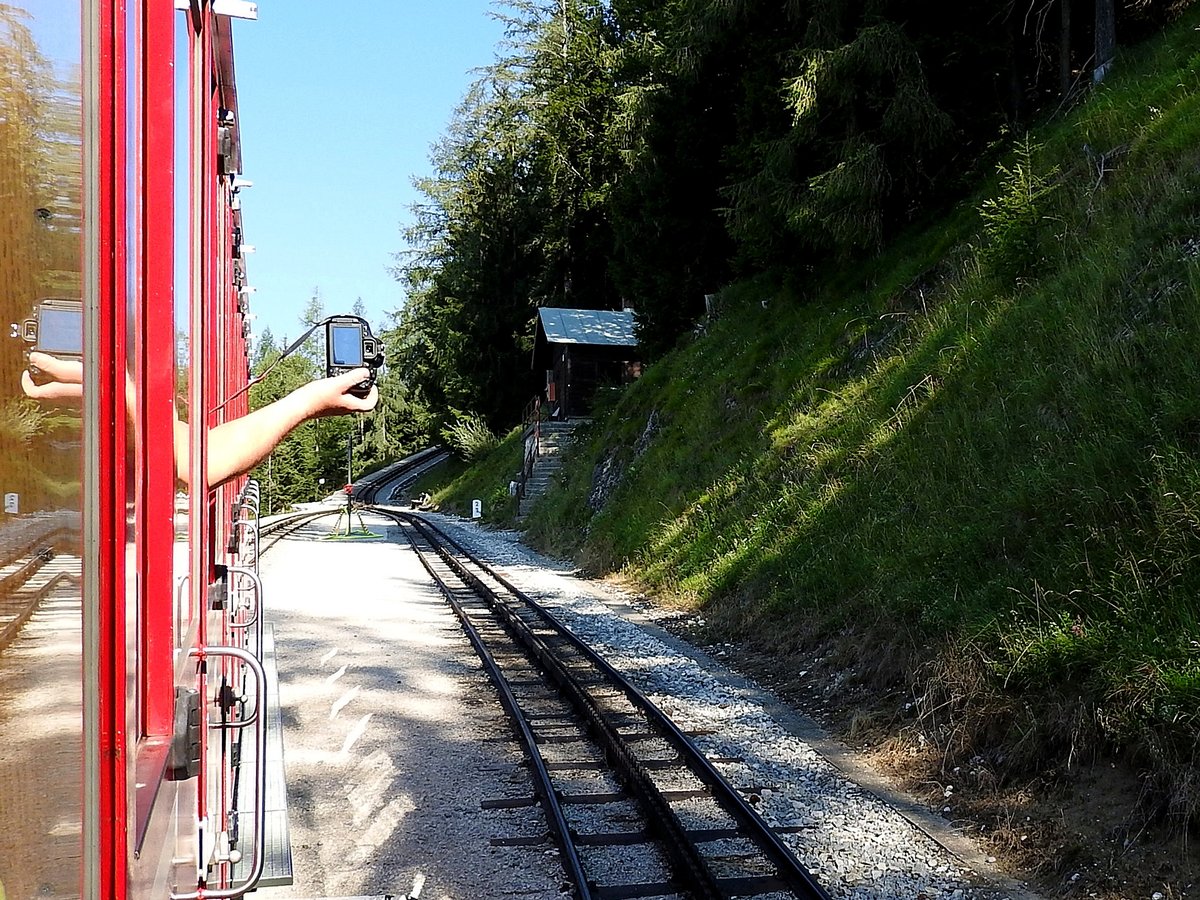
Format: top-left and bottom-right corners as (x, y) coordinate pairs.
(23, 352), (378, 489)
(21, 351), (84, 401)
(178, 368), (378, 488)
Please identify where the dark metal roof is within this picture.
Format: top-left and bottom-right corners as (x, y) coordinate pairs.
(537, 308), (637, 347)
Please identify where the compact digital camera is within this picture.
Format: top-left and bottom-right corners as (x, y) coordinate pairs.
(325, 316), (384, 397)
(12, 298), (84, 361)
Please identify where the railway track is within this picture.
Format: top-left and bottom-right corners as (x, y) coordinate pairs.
(252, 447), (449, 558)
(373, 507), (832, 900)
(0, 528), (81, 653)
(256, 449), (448, 553)
(256, 509), (340, 554)
(353, 446), (449, 505)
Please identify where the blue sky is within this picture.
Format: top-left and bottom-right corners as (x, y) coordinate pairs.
(231, 2), (507, 344)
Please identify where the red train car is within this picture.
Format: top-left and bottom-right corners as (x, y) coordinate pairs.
(1, 1), (267, 896)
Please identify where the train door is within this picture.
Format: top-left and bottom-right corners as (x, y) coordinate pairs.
(125, 0), (206, 895)
(141, 2), (254, 896)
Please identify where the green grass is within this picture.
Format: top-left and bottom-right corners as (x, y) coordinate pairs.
(437, 11), (1200, 819)
(434, 426), (524, 522)
(324, 530), (383, 541)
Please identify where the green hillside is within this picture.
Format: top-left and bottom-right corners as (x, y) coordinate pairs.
(436, 9), (1200, 884)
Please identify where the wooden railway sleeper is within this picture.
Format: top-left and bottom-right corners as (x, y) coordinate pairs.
(395, 517), (593, 900)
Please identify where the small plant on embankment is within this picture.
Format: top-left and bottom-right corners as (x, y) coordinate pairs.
(516, 12), (1200, 838)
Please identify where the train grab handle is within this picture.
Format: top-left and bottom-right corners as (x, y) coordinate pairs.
(231, 518), (259, 568)
(171, 645), (267, 900)
(227, 566), (263, 641)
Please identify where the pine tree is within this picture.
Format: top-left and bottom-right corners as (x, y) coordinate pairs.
(247, 329), (320, 511)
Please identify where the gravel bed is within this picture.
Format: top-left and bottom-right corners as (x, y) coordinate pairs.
(0, 510), (78, 555)
(421, 512), (1043, 900)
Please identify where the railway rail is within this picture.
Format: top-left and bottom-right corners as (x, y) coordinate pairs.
(0, 439), (443, 656)
(0, 527), (81, 653)
(371, 506), (832, 900)
(256, 509), (340, 554)
(353, 447), (450, 505)
(252, 447), (449, 555)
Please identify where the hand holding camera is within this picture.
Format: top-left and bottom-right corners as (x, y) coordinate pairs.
(324, 316), (384, 398)
(21, 351), (83, 401)
(15, 302), (385, 417)
(301, 367), (379, 417)
(11, 299), (84, 400)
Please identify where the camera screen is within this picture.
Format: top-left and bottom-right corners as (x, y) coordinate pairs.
(38, 306), (83, 355)
(330, 324), (364, 367)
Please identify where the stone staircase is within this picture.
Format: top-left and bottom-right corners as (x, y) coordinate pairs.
(518, 420), (579, 518)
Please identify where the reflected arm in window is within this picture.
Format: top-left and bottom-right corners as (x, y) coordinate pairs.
(20, 351), (84, 401)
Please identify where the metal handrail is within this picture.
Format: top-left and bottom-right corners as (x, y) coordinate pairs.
(226, 566), (263, 653)
(209, 563), (266, 733)
(231, 518), (259, 569)
(232, 517), (258, 545)
(171, 645), (267, 900)
(517, 395), (542, 501)
(175, 574), (191, 623)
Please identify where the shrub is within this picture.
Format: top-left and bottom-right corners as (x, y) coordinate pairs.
(441, 413), (500, 462)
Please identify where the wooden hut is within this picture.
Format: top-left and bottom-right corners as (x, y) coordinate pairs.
(532, 308), (641, 419)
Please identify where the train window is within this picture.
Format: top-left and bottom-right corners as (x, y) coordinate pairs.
(174, 9), (193, 634)
(128, 0), (177, 745)
(0, 3), (86, 898)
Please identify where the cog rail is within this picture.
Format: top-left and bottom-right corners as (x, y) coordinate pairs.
(376, 508), (831, 900)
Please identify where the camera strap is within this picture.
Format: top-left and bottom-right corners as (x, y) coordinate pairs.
(210, 315), (368, 414)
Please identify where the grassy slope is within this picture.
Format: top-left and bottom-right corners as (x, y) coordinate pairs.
(426, 426), (524, 520)
(449, 14), (1200, 820)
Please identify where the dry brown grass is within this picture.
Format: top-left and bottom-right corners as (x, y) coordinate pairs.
(666, 610), (1200, 897)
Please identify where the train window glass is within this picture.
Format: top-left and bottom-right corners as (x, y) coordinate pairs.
(174, 10), (193, 635)
(134, 0), (181, 754)
(0, 3), (86, 898)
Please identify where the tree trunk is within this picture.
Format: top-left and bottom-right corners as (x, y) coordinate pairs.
(1059, 0), (1072, 98)
(1005, 16), (1024, 122)
(1094, 0), (1115, 83)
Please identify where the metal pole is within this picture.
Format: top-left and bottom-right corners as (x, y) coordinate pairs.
(346, 432), (353, 534)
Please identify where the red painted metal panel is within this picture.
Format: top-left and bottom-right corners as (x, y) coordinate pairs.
(91, 0), (130, 893)
(85, 4), (262, 894)
(139, 0), (177, 743)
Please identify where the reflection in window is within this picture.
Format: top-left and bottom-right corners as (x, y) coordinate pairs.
(0, 5), (85, 899)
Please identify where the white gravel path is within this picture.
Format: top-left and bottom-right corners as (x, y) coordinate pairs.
(256, 505), (1042, 900)
(257, 511), (566, 900)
